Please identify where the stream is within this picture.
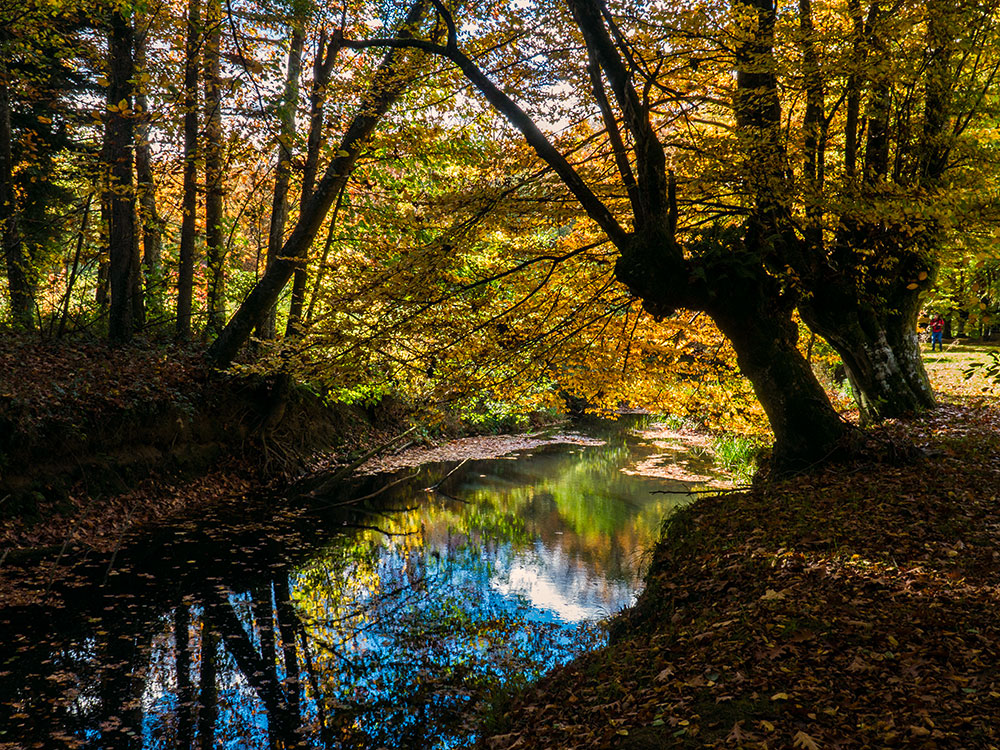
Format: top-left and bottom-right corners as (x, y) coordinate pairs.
(0, 416), (725, 749)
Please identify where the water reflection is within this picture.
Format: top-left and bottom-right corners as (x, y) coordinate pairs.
(0, 417), (714, 749)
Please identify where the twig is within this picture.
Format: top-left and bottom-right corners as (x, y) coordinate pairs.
(303, 470), (420, 512)
(425, 457), (469, 491)
(343, 524), (416, 537)
(348, 471), (419, 504)
(651, 485), (750, 496)
(432, 487), (472, 504)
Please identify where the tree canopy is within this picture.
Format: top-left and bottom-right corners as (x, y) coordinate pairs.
(3, 0), (1000, 465)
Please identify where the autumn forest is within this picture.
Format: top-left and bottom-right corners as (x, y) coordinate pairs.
(2, 0), (998, 449)
(4, 0), (1000, 746)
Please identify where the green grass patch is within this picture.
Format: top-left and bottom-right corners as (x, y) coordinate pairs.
(711, 434), (762, 485)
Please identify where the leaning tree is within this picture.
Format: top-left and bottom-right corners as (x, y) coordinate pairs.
(326, 0), (856, 471)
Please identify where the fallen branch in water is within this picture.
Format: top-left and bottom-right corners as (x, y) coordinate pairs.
(300, 426), (420, 499)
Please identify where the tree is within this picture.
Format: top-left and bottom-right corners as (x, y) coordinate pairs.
(258, 4), (308, 340)
(339, 0), (853, 470)
(208, 0), (430, 366)
(1, 0), (93, 332)
(134, 10), (166, 322)
(105, 5), (143, 342)
(286, 24), (342, 334)
(176, 0), (202, 340)
(204, 0), (226, 336)
(790, 0), (962, 421)
(0, 65), (31, 330)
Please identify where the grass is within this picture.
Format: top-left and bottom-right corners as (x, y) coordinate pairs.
(921, 339), (1000, 397)
(710, 433), (762, 485)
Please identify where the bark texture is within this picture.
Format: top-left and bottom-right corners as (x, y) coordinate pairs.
(1, 77), (34, 329)
(106, 10), (142, 342)
(204, 0), (226, 336)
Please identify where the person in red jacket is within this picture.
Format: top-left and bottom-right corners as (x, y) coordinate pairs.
(930, 314), (945, 351)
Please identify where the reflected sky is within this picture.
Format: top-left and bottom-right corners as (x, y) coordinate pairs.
(0, 416), (717, 749)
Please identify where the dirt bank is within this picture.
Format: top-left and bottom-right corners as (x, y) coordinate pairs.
(0, 338), (390, 552)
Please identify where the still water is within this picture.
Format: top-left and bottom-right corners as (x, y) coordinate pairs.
(0, 417), (721, 749)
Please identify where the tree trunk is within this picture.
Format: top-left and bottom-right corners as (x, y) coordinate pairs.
(204, 0), (226, 337)
(174, 603), (195, 749)
(274, 573), (301, 724)
(206, 589), (294, 746)
(0, 76), (34, 330)
(286, 30), (340, 335)
(197, 620), (217, 750)
(616, 235), (852, 472)
(716, 309), (849, 471)
(800, 259), (936, 423)
(134, 19), (165, 324)
(106, 9), (142, 342)
(258, 23), (305, 341)
(176, 0), (201, 340)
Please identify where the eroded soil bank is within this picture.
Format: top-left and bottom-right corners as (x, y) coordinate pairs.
(0, 338), (400, 553)
(477, 399), (1000, 749)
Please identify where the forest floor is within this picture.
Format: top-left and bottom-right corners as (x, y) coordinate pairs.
(477, 342), (1000, 749)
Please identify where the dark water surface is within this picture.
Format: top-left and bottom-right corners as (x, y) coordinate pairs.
(0, 417), (720, 749)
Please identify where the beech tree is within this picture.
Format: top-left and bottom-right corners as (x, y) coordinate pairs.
(176, 0), (202, 340)
(204, 0), (226, 336)
(257, 6), (307, 340)
(339, 0), (853, 470)
(105, 4), (143, 342)
(789, 0), (999, 421)
(333, 0), (1000, 459)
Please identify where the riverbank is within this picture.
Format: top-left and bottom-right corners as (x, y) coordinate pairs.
(0, 337), (415, 553)
(476, 395), (1000, 748)
(0, 337), (570, 556)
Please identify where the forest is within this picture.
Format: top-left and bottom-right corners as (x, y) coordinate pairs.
(3, 0), (1000, 746)
(2, 0), (998, 455)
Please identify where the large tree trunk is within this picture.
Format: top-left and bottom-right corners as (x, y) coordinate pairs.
(616, 232), (852, 472)
(800, 249), (936, 422)
(176, 0), (201, 340)
(711, 290), (849, 472)
(204, 0), (226, 337)
(396, 0), (854, 474)
(106, 9), (142, 342)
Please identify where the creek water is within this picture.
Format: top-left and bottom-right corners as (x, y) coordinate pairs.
(0, 416), (723, 749)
